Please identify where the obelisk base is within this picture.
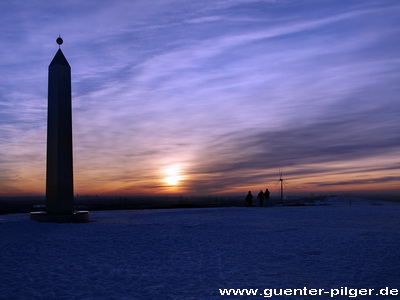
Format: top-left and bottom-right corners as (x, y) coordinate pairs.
(30, 211), (90, 223)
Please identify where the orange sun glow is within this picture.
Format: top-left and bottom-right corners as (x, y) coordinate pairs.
(163, 166), (182, 186)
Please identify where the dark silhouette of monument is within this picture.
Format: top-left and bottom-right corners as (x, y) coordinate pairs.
(30, 37), (89, 222)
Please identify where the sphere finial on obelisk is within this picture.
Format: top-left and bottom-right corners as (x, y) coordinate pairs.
(56, 35), (63, 48)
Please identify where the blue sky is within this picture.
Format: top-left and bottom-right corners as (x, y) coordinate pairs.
(1, 0), (399, 196)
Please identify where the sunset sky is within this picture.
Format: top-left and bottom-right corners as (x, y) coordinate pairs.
(1, 0), (399, 196)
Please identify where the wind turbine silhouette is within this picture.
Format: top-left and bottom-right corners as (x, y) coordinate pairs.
(275, 169), (287, 204)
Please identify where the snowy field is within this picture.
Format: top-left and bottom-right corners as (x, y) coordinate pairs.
(1, 197), (400, 299)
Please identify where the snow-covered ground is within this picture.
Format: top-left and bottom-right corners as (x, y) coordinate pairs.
(1, 197), (400, 299)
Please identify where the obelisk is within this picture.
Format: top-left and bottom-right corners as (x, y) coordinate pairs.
(30, 37), (89, 222)
(46, 36), (74, 214)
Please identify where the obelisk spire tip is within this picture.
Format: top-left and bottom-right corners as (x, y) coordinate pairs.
(56, 35), (63, 48)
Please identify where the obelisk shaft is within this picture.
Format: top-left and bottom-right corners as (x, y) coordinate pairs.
(46, 49), (74, 214)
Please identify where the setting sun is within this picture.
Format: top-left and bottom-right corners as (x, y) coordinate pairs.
(164, 166), (182, 186)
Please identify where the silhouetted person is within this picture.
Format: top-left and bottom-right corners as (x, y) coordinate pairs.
(257, 190), (265, 207)
(245, 191), (253, 207)
(265, 188), (270, 206)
